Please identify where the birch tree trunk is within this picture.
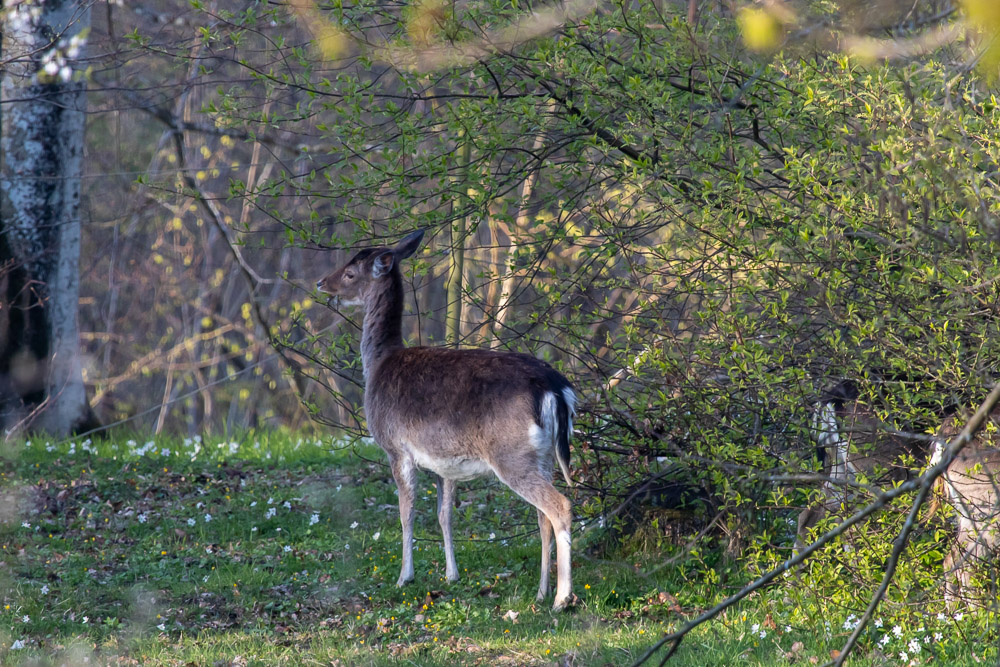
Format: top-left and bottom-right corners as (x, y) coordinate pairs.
(0, 0), (95, 436)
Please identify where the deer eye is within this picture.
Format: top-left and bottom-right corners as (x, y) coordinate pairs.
(344, 270), (356, 280)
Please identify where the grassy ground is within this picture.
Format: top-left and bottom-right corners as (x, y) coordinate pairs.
(0, 432), (995, 666)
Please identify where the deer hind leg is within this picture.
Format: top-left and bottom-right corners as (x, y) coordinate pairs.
(436, 475), (460, 582)
(494, 465), (573, 610)
(943, 540), (965, 609)
(795, 504), (826, 553)
(536, 508), (553, 601)
(392, 457), (417, 587)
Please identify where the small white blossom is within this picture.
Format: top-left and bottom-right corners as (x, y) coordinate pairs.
(874, 618), (883, 628)
(892, 625), (903, 637)
(204, 514), (212, 523)
(21, 521), (30, 529)
(22, 615), (30, 623)
(373, 531), (381, 541)
(350, 521), (359, 529)
(187, 518), (196, 527)
(751, 623), (760, 634)
(899, 651), (908, 662)
(908, 639), (920, 653)
(40, 585), (49, 595)
(82, 616), (89, 624)
(10, 640), (25, 650)
(954, 612), (964, 622)
(309, 513), (320, 526)
(879, 635), (891, 647)
(283, 545), (292, 552)
(138, 514), (148, 524)
(934, 632), (943, 642)
(250, 501), (257, 507)
(759, 630), (766, 639)
(157, 623), (166, 631)
(283, 501), (291, 510)
(936, 612), (947, 621)
(489, 532), (496, 540)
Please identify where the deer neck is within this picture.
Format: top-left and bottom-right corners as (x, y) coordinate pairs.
(361, 270), (405, 380)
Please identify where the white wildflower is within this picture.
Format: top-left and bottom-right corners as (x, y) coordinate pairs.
(11, 640), (25, 650)
(283, 545), (292, 552)
(204, 514), (212, 523)
(309, 513), (320, 526)
(40, 585), (49, 595)
(350, 521), (359, 529)
(138, 514), (148, 524)
(373, 531), (381, 541)
(892, 625), (903, 637)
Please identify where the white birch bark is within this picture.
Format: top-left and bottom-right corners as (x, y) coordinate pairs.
(1, 0), (92, 435)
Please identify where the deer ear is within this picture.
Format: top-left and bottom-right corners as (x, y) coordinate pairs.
(372, 250), (395, 278)
(393, 229), (424, 260)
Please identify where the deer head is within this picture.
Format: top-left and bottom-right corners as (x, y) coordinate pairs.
(316, 229), (424, 306)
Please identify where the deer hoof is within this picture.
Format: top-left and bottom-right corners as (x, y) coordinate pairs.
(551, 593), (578, 612)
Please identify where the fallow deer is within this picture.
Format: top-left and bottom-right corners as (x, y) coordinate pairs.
(796, 382), (923, 549)
(316, 229), (577, 610)
(929, 408), (1000, 607)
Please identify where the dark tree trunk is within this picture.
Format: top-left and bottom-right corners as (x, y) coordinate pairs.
(0, 0), (97, 436)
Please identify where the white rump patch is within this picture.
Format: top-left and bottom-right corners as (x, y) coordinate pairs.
(813, 402), (850, 484)
(928, 439), (944, 468)
(531, 393), (559, 455)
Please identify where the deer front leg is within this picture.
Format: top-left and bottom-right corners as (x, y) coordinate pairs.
(393, 458), (416, 587)
(437, 476), (459, 582)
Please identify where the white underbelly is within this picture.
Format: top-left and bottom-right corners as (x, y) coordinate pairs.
(411, 450), (493, 481)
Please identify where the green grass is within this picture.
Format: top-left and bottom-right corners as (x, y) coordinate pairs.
(0, 431), (996, 665)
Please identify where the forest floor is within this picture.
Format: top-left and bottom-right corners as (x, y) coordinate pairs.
(0, 432), (994, 666)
